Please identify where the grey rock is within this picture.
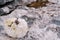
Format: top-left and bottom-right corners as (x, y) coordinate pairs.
(21, 15), (36, 26)
(57, 32), (60, 38)
(0, 7), (10, 16)
(0, 1), (60, 40)
(52, 16), (60, 25)
(0, 8), (5, 16)
(0, 0), (13, 5)
(56, 27), (60, 33)
(0, 25), (4, 32)
(52, 19), (60, 25)
(53, 15), (60, 21)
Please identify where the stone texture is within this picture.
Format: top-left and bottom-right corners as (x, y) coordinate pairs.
(0, 0), (60, 40)
(0, 0), (13, 5)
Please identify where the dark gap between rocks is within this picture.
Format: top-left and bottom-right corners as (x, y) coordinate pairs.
(0, 5), (20, 16)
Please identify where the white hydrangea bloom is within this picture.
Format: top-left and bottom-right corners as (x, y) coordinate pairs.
(4, 18), (28, 38)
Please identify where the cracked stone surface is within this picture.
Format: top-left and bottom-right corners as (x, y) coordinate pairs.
(0, 0), (60, 40)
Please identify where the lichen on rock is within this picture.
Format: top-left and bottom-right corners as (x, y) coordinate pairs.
(4, 18), (28, 38)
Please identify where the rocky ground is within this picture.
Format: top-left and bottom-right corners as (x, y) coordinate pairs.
(0, 0), (60, 40)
